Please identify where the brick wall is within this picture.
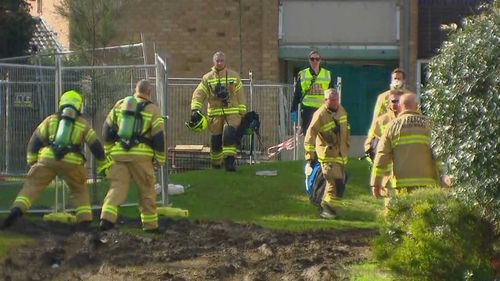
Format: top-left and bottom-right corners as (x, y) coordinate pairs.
(111, 0), (280, 81)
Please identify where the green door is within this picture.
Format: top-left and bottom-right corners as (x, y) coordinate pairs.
(327, 64), (394, 135)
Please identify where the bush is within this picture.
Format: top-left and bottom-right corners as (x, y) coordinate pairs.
(421, 1), (499, 231)
(373, 188), (494, 281)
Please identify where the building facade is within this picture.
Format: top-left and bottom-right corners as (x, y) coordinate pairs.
(29, 0), (485, 137)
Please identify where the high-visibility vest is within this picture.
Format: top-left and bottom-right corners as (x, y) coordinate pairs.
(300, 68), (331, 108)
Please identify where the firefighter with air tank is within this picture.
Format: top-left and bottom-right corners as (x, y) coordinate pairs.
(2, 90), (107, 230)
(99, 79), (166, 233)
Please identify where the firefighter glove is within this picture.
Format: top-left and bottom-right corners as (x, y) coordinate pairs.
(97, 157), (112, 177)
(191, 110), (202, 124)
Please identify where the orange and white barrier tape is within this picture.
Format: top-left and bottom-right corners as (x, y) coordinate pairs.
(267, 126), (303, 159)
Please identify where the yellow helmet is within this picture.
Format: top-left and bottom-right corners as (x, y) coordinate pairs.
(185, 111), (207, 132)
(59, 90), (83, 112)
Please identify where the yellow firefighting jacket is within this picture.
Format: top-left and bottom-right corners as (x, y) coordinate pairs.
(191, 66), (246, 117)
(304, 104), (350, 165)
(370, 110), (440, 188)
(368, 89), (414, 139)
(103, 93), (165, 164)
(364, 110), (397, 153)
(27, 115), (104, 165)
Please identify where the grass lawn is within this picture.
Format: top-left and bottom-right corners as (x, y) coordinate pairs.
(0, 159), (391, 280)
(1, 159), (382, 232)
(0, 232), (32, 257)
(157, 159), (382, 231)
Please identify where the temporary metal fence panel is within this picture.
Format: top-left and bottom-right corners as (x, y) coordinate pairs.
(0, 63), (57, 213)
(0, 55), (296, 214)
(165, 79), (295, 164)
(0, 58), (163, 213)
(59, 64), (158, 210)
(0, 63), (56, 175)
(155, 54), (169, 206)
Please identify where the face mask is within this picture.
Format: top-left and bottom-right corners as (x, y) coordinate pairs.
(390, 80), (404, 90)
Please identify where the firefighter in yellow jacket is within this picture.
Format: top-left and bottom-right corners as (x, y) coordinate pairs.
(100, 80), (165, 232)
(366, 68), (414, 157)
(189, 51), (246, 171)
(364, 90), (403, 159)
(304, 88), (350, 219)
(371, 93), (449, 199)
(2, 90), (107, 230)
(364, 90), (402, 209)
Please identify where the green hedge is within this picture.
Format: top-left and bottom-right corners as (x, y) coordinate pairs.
(373, 188), (494, 281)
(422, 0), (499, 231)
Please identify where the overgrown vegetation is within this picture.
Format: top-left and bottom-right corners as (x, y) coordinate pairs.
(373, 188), (494, 281)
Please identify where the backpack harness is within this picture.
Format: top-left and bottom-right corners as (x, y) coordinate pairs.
(113, 101), (153, 151)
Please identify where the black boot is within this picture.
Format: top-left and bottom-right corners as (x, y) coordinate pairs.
(319, 204), (337, 219)
(212, 163), (222, 169)
(144, 227), (162, 234)
(99, 219), (115, 231)
(73, 221), (92, 232)
(2, 207), (23, 229)
(224, 156), (236, 172)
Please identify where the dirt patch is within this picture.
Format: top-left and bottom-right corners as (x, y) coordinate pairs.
(0, 218), (375, 281)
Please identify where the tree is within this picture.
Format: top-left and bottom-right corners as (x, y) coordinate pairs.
(55, 0), (125, 65)
(0, 0), (35, 58)
(422, 1), (499, 230)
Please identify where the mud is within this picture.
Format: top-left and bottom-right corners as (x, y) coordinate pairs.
(0, 218), (375, 281)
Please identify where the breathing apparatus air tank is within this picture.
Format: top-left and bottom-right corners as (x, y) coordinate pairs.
(117, 96), (138, 140)
(54, 106), (78, 146)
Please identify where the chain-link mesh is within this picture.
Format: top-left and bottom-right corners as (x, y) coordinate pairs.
(0, 59), (159, 212)
(0, 55), (296, 213)
(165, 79), (295, 170)
(0, 64), (56, 174)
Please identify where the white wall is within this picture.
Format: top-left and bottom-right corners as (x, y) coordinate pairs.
(281, 0), (399, 45)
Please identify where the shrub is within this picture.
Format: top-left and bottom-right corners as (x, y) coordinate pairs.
(373, 188), (494, 281)
(421, 0), (499, 231)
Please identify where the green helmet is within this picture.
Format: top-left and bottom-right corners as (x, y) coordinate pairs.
(185, 111), (207, 132)
(59, 90), (83, 112)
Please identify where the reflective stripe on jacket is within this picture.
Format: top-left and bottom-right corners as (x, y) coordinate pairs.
(370, 110), (439, 188)
(364, 110), (397, 152)
(191, 67), (246, 117)
(368, 89), (414, 139)
(300, 68), (331, 108)
(304, 104), (350, 164)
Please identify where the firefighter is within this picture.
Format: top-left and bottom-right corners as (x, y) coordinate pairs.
(100, 79), (165, 232)
(291, 50), (335, 132)
(363, 90), (402, 209)
(364, 89), (403, 159)
(304, 88), (350, 219)
(1, 90), (107, 230)
(371, 93), (450, 199)
(189, 51), (246, 171)
(366, 68), (414, 157)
